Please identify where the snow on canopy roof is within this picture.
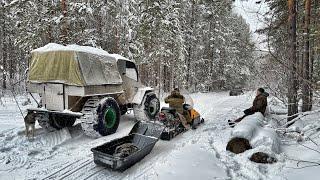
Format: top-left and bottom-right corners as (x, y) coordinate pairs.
(29, 43), (132, 86)
(32, 43), (132, 62)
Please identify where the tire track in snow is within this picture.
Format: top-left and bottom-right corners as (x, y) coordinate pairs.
(42, 158), (92, 180)
(0, 152), (28, 172)
(0, 127), (73, 173)
(80, 167), (107, 180)
(81, 167), (119, 180)
(56, 160), (93, 180)
(60, 160), (118, 180)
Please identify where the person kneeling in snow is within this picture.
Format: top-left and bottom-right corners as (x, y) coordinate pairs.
(165, 88), (191, 130)
(229, 88), (269, 126)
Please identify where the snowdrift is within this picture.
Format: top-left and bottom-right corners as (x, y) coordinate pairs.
(226, 113), (280, 163)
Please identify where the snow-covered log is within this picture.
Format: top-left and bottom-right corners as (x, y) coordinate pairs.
(226, 113), (280, 163)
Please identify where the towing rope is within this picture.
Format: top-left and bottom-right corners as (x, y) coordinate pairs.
(6, 76), (28, 119)
(10, 89), (25, 119)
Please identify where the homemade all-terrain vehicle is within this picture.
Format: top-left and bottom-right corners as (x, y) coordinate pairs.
(26, 43), (160, 137)
(157, 95), (204, 140)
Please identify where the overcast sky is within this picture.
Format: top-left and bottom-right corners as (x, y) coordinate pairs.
(233, 0), (269, 50)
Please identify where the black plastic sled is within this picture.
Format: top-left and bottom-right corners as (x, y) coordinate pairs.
(91, 121), (164, 171)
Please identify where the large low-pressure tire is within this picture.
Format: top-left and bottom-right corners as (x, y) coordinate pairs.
(95, 97), (121, 136)
(133, 92), (160, 121)
(144, 92), (160, 119)
(80, 98), (101, 138)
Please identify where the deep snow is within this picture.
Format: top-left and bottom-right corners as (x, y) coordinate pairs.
(0, 92), (319, 180)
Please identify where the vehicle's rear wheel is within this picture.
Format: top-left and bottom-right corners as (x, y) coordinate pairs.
(133, 92), (160, 121)
(96, 97), (121, 136)
(49, 114), (77, 129)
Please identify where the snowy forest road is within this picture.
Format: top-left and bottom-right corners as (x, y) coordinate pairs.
(0, 92), (283, 180)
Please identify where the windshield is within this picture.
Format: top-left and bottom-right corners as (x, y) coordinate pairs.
(180, 89), (194, 108)
(162, 88), (194, 108)
(117, 60), (138, 81)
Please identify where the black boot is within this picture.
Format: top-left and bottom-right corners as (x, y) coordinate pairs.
(228, 120), (236, 128)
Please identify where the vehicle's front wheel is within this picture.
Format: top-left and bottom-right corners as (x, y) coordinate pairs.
(96, 97), (121, 136)
(133, 92), (160, 121)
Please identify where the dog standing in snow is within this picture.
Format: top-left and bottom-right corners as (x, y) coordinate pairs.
(24, 111), (37, 139)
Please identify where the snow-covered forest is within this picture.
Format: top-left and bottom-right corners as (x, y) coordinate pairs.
(0, 0), (254, 92)
(254, 0), (320, 119)
(1, 0), (320, 180)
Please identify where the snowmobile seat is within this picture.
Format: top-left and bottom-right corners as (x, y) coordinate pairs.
(161, 107), (176, 114)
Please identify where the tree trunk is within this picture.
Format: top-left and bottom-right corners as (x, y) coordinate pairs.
(302, 0), (312, 112)
(186, 0), (195, 89)
(287, 0), (298, 123)
(60, 0), (68, 44)
(163, 65), (168, 92)
(9, 37), (14, 81)
(1, 5), (7, 90)
(309, 0), (319, 111)
(208, 19), (215, 91)
(2, 37), (6, 90)
(47, 2), (55, 43)
(0, 2), (5, 89)
(158, 58), (162, 98)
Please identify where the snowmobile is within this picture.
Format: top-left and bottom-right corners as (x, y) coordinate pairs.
(157, 94), (204, 140)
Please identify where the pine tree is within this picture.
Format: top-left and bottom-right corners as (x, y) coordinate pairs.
(1, 0), (255, 94)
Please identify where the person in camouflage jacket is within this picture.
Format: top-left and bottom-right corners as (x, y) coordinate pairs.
(165, 88), (191, 129)
(165, 88), (185, 114)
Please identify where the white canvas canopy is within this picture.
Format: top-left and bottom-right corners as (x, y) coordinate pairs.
(28, 43), (131, 86)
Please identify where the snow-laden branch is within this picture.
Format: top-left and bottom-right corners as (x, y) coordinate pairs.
(282, 109), (320, 128)
(287, 157), (320, 169)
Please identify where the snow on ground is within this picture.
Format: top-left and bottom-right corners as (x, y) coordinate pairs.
(0, 92), (319, 180)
